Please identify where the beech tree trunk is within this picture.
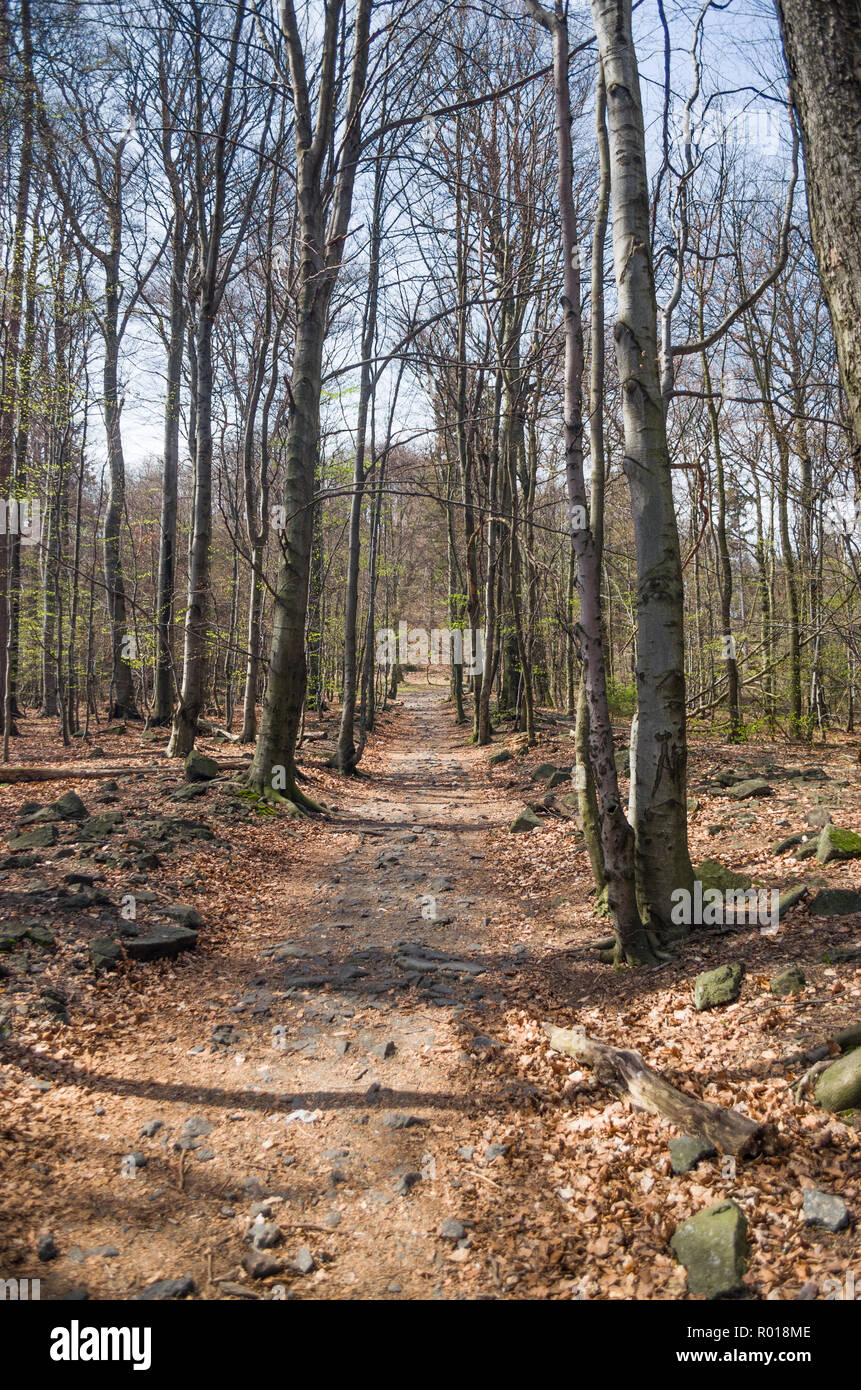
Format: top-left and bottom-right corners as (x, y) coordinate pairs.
(249, 0), (372, 806)
(590, 0), (694, 939)
(776, 0), (861, 465)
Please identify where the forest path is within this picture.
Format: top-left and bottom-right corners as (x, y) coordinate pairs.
(5, 684), (535, 1300)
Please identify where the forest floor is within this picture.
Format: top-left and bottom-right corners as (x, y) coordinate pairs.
(0, 681), (859, 1300)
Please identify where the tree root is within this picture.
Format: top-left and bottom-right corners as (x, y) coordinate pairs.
(544, 1024), (771, 1158)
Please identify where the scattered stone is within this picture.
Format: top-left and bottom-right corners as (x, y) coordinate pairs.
(90, 938), (123, 972)
(669, 1135), (717, 1175)
(694, 962), (745, 1011)
(771, 965), (806, 997)
(773, 833), (804, 856)
(393, 1171), (421, 1196)
(171, 782), (211, 802)
(181, 1116), (212, 1139)
(817, 825), (861, 864)
(805, 808), (833, 828)
(815, 1049), (861, 1113)
(370, 1040), (396, 1060)
(670, 1200), (748, 1299)
(726, 778), (773, 800)
(488, 749), (512, 766)
(247, 1220), (283, 1250)
(802, 1189), (850, 1233)
(185, 749), (220, 782)
(546, 769), (570, 789)
(135, 1276), (195, 1300)
(7, 824), (58, 850)
(439, 1218), (466, 1241)
(509, 807), (541, 834)
(777, 884), (809, 919)
(123, 926), (198, 962)
(529, 763), (557, 782)
(37, 1233), (59, 1262)
(694, 860), (752, 892)
(809, 888), (861, 917)
(242, 1252), (282, 1280)
(139, 1120), (163, 1138)
(294, 1246), (314, 1275)
(484, 1143), (509, 1162)
(382, 1112), (423, 1129)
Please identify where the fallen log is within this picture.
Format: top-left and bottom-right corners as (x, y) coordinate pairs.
(544, 1023), (769, 1158)
(0, 759), (252, 784)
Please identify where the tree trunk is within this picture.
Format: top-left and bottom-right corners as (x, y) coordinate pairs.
(590, 0), (693, 940)
(776, 0), (861, 465)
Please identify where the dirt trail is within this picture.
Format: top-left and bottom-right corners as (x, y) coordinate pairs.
(1, 686), (531, 1300)
(4, 685), (860, 1302)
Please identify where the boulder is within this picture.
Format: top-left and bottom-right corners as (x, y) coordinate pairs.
(124, 926), (198, 962)
(7, 824), (57, 850)
(814, 1049), (861, 1112)
(160, 904), (203, 928)
(771, 965), (806, 997)
(817, 825), (861, 864)
(90, 938), (123, 972)
(801, 1190), (849, 1233)
(488, 749), (512, 767)
(185, 750), (220, 782)
(529, 763), (557, 783)
(694, 859), (752, 892)
(670, 1200), (748, 1299)
(509, 808), (541, 834)
(809, 888), (861, 917)
(669, 1135), (717, 1175)
(726, 778), (773, 800)
(694, 962), (744, 1011)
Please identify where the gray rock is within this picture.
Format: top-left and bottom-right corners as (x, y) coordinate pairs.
(393, 1171), (421, 1196)
(370, 1040), (396, 1060)
(247, 1220), (283, 1250)
(817, 825), (861, 865)
(382, 1112), (423, 1129)
(726, 778), (773, 800)
(7, 824), (58, 850)
(771, 965), (806, 997)
(694, 859), (752, 892)
(809, 888), (861, 917)
(805, 808), (833, 828)
(37, 1233), (59, 1262)
(509, 807), (541, 834)
(669, 1135), (717, 1175)
(243, 1251), (283, 1279)
(814, 1049), (861, 1112)
(185, 749), (220, 782)
(294, 1246), (314, 1275)
(161, 904), (204, 928)
(182, 1116), (212, 1139)
(802, 1189), (850, 1233)
(135, 1276), (195, 1300)
(123, 926), (198, 962)
(139, 1120), (163, 1138)
(90, 938), (123, 972)
(670, 1200), (748, 1299)
(488, 749), (512, 766)
(694, 962), (745, 1011)
(439, 1218), (466, 1241)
